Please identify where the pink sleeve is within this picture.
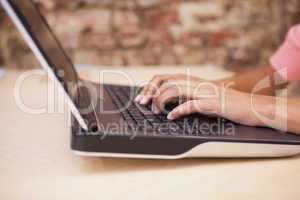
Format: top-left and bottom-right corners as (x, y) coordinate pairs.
(270, 24), (300, 81)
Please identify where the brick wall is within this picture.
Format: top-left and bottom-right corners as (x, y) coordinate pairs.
(0, 0), (299, 70)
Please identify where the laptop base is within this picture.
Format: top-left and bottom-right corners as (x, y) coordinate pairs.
(71, 83), (300, 159)
(3, 0), (300, 159)
(73, 142), (300, 159)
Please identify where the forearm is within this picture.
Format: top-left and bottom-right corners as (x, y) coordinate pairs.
(253, 95), (300, 135)
(220, 65), (289, 96)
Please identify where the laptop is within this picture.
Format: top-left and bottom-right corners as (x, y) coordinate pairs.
(2, 0), (300, 159)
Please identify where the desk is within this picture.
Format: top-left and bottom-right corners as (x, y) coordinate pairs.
(1, 66), (300, 200)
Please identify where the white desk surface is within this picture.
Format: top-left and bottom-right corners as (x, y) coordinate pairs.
(1, 66), (300, 200)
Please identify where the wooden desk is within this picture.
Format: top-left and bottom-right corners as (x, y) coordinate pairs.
(1, 66), (300, 200)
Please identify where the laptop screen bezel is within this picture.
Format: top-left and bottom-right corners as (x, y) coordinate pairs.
(1, 0), (89, 130)
(7, 0), (80, 99)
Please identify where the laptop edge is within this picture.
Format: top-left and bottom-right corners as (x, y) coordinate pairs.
(0, 0), (88, 130)
(2, 0), (300, 159)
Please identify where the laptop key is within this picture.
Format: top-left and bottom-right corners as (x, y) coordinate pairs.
(105, 84), (186, 135)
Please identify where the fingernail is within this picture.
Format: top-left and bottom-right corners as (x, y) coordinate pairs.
(140, 96), (149, 105)
(152, 104), (160, 114)
(135, 95), (142, 102)
(151, 104), (155, 112)
(154, 109), (160, 114)
(167, 113), (174, 120)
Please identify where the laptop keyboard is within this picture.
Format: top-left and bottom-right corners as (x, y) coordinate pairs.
(105, 84), (185, 135)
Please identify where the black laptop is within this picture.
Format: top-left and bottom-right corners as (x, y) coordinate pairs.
(2, 0), (300, 159)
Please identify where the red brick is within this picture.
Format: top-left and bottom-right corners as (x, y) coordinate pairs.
(144, 9), (179, 30)
(0, 0), (297, 69)
(80, 32), (115, 50)
(113, 10), (146, 48)
(136, 0), (161, 8)
(113, 0), (137, 9)
(74, 49), (113, 66)
(111, 50), (143, 66)
(179, 32), (205, 48)
(207, 31), (238, 46)
(113, 10), (140, 31)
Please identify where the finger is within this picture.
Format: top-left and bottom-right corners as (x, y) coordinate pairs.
(134, 87), (146, 102)
(150, 81), (180, 113)
(156, 79), (220, 102)
(136, 75), (170, 104)
(152, 85), (196, 114)
(135, 84), (150, 104)
(156, 79), (200, 99)
(136, 74), (197, 103)
(167, 100), (199, 120)
(141, 76), (166, 104)
(136, 74), (191, 103)
(162, 78), (202, 89)
(167, 100), (219, 120)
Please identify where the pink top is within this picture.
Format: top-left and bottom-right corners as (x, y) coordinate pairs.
(271, 24), (300, 81)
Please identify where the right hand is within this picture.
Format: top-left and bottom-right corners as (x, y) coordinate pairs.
(135, 73), (265, 127)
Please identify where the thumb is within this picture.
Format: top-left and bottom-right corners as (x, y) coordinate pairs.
(167, 100), (201, 120)
(167, 99), (219, 120)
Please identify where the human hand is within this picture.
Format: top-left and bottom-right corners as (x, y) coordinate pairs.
(138, 74), (271, 127)
(166, 88), (271, 127)
(135, 74), (204, 105)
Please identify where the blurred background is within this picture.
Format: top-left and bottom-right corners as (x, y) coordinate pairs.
(0, 0), (299, 72)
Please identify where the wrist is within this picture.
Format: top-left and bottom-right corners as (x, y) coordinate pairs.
(224, 89), (270, 127)
(249, 94), (276, 127)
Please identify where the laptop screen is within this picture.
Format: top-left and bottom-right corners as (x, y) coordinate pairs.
(8, 0), (79, 100)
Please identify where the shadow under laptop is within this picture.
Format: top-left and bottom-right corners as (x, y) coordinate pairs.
(76, 156), (299, 174)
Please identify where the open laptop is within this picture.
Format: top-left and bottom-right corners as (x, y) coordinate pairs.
(2, 0), (300, 159)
